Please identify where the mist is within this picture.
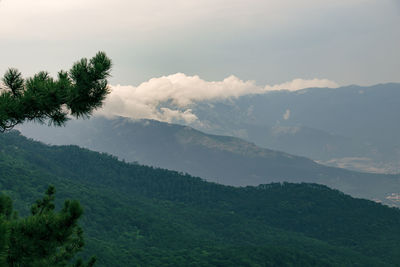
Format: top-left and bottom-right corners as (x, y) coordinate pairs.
(97, 73), (338, 123)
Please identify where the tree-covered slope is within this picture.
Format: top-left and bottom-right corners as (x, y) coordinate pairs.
(18, 117), (400, 206)
(21, 83), (400, 174)
(1, 131), (400, 266)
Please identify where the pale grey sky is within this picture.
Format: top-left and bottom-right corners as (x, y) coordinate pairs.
(0, 0), (399, 87)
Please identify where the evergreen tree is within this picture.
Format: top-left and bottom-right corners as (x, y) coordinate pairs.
(0, 52), (112, 265)
(0, 51), (111, 132)
(0, 186), (96, 266)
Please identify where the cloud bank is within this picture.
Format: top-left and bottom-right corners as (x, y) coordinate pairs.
(97, 73), (338, 123)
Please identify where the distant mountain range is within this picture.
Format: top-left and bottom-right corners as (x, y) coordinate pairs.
(18, 117), (400, 206)
(21, 83), (399, 174)
(1, 131), (400, 266)
(185, 83), (400, 173)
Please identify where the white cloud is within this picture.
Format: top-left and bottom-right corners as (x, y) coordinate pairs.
(97, 73), (338, 123)
(0, 0), (398, 87)
(283, 109), (291, 120)
(265, 78), (339, 91)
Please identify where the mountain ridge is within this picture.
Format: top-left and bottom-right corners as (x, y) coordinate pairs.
(1, 130), (400, 266)
(18, 117), (400, 207)
(186, 83), (400, 173)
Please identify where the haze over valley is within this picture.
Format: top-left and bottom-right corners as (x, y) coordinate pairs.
(1, 0), (400, 266)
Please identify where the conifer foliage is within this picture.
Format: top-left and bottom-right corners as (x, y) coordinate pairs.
(0, 52), (112, 132)
(0, 52), (111, 266)
(0, 186), (96, 266)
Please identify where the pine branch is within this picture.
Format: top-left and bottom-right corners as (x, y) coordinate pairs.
(0, 52), (112, 132)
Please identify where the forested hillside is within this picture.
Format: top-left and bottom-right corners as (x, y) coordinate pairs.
(1, 131), (400, 266)
(18, 117), (400, 206)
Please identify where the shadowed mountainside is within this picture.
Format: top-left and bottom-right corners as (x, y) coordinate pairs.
(188, 83), (400, 173)
(1, 131), (400, 266)
(18, 117), (400, 206)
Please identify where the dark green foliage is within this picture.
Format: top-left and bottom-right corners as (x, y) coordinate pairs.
(0, 52), (111, 132)
(0, 53), (111, 266)
(19, 117), (400, 205)
(0, 194), (13, 219)
(1, 131), (400, 266)
(2, 68), (24, 97)
(0, 185), (95, 266)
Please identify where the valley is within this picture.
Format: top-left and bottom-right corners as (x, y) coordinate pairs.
(18, 115), (400, 207)
(1, 131), (400, 266)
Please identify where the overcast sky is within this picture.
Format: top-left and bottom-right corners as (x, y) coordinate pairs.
(0, 0), (399, 87)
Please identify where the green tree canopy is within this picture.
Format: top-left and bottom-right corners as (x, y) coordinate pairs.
(0, 51), (112, 132)
(0, 186), (96, 266)
(0, 52), (112, 266)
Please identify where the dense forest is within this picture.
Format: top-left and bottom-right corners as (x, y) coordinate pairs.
(18, 116), (400, 207)
(1, 131), (400, 266)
